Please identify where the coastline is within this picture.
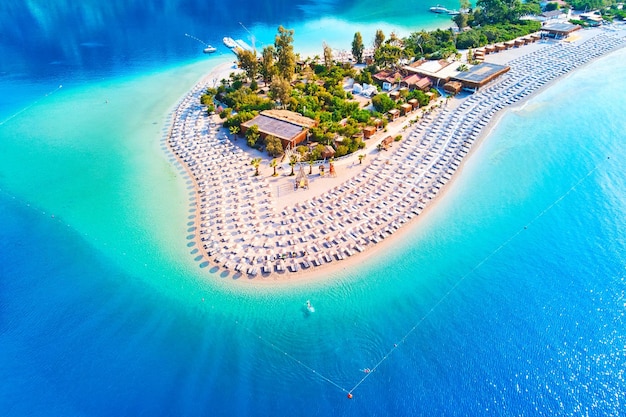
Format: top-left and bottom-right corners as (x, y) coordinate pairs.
(165, 27), (626, 285)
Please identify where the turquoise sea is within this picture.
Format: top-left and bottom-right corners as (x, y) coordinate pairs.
(1, 1), (625, 415)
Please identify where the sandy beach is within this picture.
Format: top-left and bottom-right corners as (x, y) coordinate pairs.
(165, 26), (626, 284)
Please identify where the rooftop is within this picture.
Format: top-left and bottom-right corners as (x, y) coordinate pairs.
(452, 62), (510, 88)
(542, 22), (582, 34)
(242, 114), (304, 141)
(261, 110), (317, 128)
(404, 59), (459, 81)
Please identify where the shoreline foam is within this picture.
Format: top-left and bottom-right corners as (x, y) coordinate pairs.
(165, 27), (626, 284)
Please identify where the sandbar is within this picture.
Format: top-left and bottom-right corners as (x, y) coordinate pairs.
(165, 27), (626, 285)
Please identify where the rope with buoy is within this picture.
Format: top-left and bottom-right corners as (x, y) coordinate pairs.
(0, 84), (63, 126)
(235, 320), (352, 395)
(346, 159), (607, 395)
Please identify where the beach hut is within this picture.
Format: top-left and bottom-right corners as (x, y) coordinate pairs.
(387, 109), (400, 121)
(321, 145), (335, 159)
(363, 125), (377, 139)
(443, 81), (463, 95)
(400, 103), (413, 116)
(408, 98), (419, 110)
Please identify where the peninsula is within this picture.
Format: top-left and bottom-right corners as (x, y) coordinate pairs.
(166, 26), (626, 281)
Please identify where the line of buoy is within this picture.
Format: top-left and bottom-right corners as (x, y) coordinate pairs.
(0, 84), (63, 126)
(345, 158), (609, 395)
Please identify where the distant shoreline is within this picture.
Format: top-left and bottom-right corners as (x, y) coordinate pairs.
(166, 26), (626, 285)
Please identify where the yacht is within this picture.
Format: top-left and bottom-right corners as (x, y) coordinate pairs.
(429, 5), (449, 13)
(203, 45), (217, 54)
(222, 37), (238, 49)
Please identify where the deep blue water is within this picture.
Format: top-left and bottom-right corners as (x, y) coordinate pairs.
(1, 1), (626, 416)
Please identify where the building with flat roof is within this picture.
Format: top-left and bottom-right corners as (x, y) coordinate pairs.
(542, 22), (582, 38)
(403, 59), (460, 86)
(240, 110), (317, 149)
(451, 62), (510, 91)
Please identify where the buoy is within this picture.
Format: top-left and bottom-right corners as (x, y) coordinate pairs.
(347, 393), (353, 399)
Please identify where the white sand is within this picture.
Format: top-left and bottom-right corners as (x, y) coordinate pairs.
(166, 27), (626, 285)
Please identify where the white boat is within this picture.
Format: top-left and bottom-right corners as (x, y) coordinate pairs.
(203, 45), (217, 54)
(222, 37), (238, 49)
(235, 39), (253, 52)
(429, 5), (449, 13)
(306, 300), (315, 313)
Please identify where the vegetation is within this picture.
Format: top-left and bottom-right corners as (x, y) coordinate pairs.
(601, 4), (626, 21)
(568, 0), (614, 10)
(274, 26), (296, 80)
(265, 135), (283, 157)
(373, 30), (385, 51)
(352, 32), (364, 63)
(250, 158), (261, 176)
(455, 20), (541, 49)
(209, 1), (553, 165)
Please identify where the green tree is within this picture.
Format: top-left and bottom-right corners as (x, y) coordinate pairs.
(569, 0), (609, 10)
(453, 12), (469, 29)
(274, 26), (296, 80)
(250, 157), (261, 176)
(288, 154), (298, 176)
(229, 125), (240, 140)
(265, 135), (284, 157)
(374, 44), (404, 68)
(308, 158), (314, 174)
(323, 42), (333, 69)
(335, 145), (349, 157)
(352, 32), (364, 63)
(245, 124), (260, 148)
(358, 154), (366, 164)
(374, 29), (385, 51)
(371, 93), (397, 113)
(270, 158), (278, 176)
(260, 45), (276, 84)
(270, 76), (292, 107)
(238, 49), (258, 81)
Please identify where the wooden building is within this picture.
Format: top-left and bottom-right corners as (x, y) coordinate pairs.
(240, 110), (317, 150)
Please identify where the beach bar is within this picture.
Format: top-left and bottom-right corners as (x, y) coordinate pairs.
(241, 110), (317, 149)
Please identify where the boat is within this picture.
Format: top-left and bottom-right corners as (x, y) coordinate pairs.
(447, 9), (460, 15)
(203, 45), (217, 54)
(222, 37), (238, 49)
(234, 39), (253, 52)
(306, 300), (315, 313)
(429, 5), (449, 13)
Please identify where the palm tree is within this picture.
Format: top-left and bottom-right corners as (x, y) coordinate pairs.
(270, 159), (278, 176)
(229, 125), (240, 140)
(377, 143), (384, 152)
(358, 154), (366, 164)
(251, 158), (261, 176)
(289, 155), (298, 176)
(308, 158), (314, 175)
